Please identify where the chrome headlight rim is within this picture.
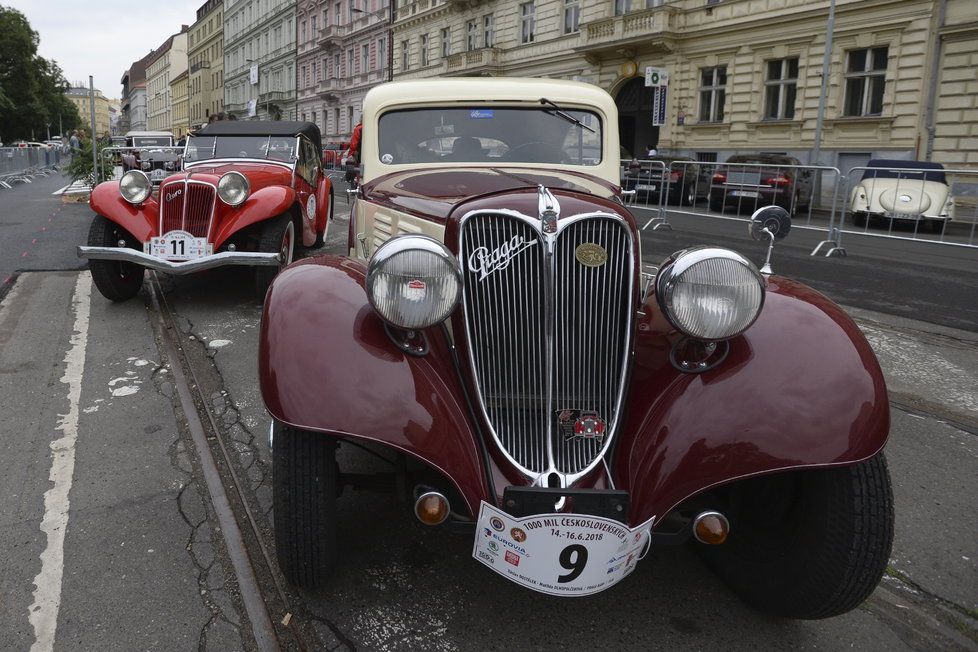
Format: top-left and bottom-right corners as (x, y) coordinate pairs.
(119, 169), (151, 205)
(366, 235), (463, 330)
(656, 246), (765, 342)
(217, 171), (250, 207)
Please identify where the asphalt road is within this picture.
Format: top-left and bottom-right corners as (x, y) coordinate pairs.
(0, 179), (976, 650)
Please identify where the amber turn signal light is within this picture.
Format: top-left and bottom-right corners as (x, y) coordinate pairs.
(693, 511), (729, 545)
(414, 491), (450, 526)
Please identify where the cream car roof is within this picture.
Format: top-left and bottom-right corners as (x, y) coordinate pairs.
(360, 78), (621, 186)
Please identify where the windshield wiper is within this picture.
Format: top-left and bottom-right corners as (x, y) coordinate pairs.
(539, 98), (595, 133)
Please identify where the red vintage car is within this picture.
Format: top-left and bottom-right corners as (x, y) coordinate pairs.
(78, 121), (334, 301)
(260, 79), (893, 618)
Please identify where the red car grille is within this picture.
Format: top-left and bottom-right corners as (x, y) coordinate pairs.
(159, 181), (216, 238)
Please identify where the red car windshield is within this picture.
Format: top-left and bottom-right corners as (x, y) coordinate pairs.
(184, 135), (297, 164)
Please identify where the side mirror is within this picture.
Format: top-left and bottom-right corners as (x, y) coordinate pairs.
(749, 205), (791, 275)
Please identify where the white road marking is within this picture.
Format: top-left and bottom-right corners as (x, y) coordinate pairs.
(28, 271), (92, 652)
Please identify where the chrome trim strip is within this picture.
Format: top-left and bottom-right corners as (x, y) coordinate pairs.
(457, 207), (635, 487)
(77, 246), (280, 274)
(184, 157), (295, 171)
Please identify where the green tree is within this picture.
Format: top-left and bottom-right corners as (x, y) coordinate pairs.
(0, 5), (81, 142)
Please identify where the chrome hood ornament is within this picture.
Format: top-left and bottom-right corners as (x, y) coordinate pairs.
(538, 185), (560, 234)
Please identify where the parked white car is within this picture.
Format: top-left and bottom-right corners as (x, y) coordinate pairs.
(849, 159), (952, 233)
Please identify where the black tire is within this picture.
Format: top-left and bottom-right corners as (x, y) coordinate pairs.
(851, 212), (868, 228)
(273, 425), (338, 589)
(256, 214), (295, 291)
(929, 219), (947, 235)
(699, 453), (894, 619)
(87, 215), (144, 302)
(709, 194), (724, 213)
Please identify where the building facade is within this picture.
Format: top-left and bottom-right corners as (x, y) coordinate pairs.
(297, 0), (391, 142)
(147, 30), (189, 133)
(171, 70), (190, 138)
(121, 50), (157, 133)
(224, 0), (297, 121)
(188, 0), (225, 129)
(391, 0), (976, 170)
(65, 86), (112, 137)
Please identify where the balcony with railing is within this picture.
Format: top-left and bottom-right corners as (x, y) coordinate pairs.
(318, 24), (343, 48)
(260, 90), (292, 104)
(317, 78), (340, 99)
(445, 48), (500, 75)
(576, 6), (677, 55)
(189, 60), (211, 74)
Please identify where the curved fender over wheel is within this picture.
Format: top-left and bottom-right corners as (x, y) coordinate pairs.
(617, 276), (890, 525)
(259, 255), (488, 516)
(89, 182), (157, 243)
(213, 186), (298, 249)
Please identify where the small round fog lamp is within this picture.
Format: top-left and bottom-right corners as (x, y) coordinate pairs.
(414, 492), (450, 525)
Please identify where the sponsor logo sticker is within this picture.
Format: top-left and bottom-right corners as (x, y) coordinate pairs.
(510, 527), (527, 543)
(504, 551), (520, 566)
(490, 516), (505, 532)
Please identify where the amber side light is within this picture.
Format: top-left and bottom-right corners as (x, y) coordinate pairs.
(693, 511), (729, 545)
(414, 492), (450, 526)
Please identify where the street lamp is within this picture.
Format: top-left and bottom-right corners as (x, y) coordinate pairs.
(351, 1), (394, 83)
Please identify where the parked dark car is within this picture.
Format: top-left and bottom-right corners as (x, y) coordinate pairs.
(621, 156), (700, 205)
(709, 153), (814, 215)
(260, 79), (894, 619)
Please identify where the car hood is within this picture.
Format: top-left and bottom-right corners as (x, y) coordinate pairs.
(176, 161), (293, 192)
(361, 168), (620, 222)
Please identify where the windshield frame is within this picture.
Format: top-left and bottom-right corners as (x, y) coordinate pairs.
(183, 134), (300, 170)
(375, 105), (605, 168)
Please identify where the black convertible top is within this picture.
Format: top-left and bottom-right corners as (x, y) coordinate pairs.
(198, 121), (321, 152)
(863, 159), (946, 184)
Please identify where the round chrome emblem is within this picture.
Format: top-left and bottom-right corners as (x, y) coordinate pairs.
(575, 243), (607, 267)
(899, 194), (912, 202)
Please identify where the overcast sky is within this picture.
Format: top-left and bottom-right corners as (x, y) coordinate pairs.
(6, 0), (203, 100)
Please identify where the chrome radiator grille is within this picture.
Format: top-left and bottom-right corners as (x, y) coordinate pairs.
(459, 212), (633, 479)
(160, 181), (216, 238)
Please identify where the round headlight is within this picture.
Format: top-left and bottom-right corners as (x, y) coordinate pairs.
(656, 247), (765, 341)
(119, 170), (151, 204)
(366, 236), (462, 329)
(218, 171), (250, 206)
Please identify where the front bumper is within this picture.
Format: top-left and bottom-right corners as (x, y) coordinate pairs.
(77, 246), (281, 275)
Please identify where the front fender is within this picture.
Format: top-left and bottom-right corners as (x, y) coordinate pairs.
(89, 181), (157, 242)
(259, 255), (488, 516)
(213, 186), (298, 248)
(617, 277), (889, 524)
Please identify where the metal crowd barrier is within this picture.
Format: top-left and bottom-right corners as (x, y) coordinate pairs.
(620, 160), (670, 229)
(0, 147), (64, 190)
(834, 165), (978, 250)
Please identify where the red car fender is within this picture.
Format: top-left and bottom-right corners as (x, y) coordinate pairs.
(213, 186), (298, 249)
(259, 255), (489, 516)
(89, 182), (158, 242)
(313, 176), (333, 237)
(617, 277), (890, 525)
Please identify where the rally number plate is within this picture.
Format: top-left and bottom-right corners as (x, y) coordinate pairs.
(472, 501), (654, 597)
(150, 168), (167, 181)
(149, 230), (211, 261)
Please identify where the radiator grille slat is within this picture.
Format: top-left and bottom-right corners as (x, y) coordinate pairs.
(159, 181), (215, 239)
(460, 212), (632, 477)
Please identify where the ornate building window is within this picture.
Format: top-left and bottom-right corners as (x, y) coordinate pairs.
(441, 27), (451, 57)
(844, 46), (888, 117)
(764, 57), (798, 120)
(520, 2), (535, 44)
(698, 65), (727, 122)
(401, 40), (409, 71)
(467, 20), (478, 51)
(563, 0), (580, 33)
(420, 34), (429, 67)
(483, 15), (494, 48)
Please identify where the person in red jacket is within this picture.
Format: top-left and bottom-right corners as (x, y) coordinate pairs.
(345, 121), (363, 184)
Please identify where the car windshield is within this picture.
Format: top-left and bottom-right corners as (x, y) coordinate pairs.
(132, 137), (172, 147)
(184, 135), (298, 163)
(377, 107), (603, 166)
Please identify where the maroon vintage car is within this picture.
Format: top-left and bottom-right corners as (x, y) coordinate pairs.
(259, 79), (893, 617)
(78, 121), (334, 301)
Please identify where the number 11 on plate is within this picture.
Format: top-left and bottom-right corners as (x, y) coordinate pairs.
(471, 501), (655, 597)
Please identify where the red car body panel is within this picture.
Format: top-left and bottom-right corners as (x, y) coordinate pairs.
(262, 194), (888, 524)
(89, 182), (159, 242)
(259, 256), (490, 511)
